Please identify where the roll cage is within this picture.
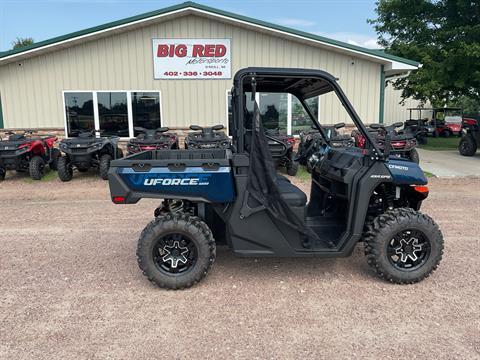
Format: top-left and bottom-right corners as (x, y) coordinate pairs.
(231, 67), (383, 158)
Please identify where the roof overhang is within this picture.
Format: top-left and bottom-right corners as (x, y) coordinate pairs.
(0, 1), (420, 72)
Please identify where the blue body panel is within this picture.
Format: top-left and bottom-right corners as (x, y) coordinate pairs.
(386, 158), (427, 185)
(118, 166), (235, 202)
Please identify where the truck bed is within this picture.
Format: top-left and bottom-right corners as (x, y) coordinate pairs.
(108, 149), (235, 203)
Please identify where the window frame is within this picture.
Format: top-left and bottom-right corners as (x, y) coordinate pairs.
(226, 90), (321, 137)
(62, 90), (162, 139)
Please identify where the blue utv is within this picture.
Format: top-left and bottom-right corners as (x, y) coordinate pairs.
(108, 68), (443, 289)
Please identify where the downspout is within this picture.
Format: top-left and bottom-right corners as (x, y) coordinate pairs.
(379, 65), (385, 124)
(0, 93), (4, 129)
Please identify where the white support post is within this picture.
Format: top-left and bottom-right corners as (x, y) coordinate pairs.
(127, 92), (134, 138)
(287, 93), (292, 135)
(92, 91), (100, 137)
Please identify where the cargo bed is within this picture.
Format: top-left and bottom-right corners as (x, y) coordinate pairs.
(108, 149), (235, 203)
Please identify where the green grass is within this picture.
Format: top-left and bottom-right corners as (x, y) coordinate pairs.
(419, 137), (460, 151)
(295, 165), (311, 181)
(24, 169), (58, 183)
(423, 171), (436, 178)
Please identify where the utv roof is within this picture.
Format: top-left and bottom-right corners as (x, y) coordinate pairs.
(407, 107), (462, 111)
(235, 67), (337, 99)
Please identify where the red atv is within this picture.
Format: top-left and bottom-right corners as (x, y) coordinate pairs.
(352, 122), (419, 163)
(430, 107), (463, 137)
(0, 130), (60, 181)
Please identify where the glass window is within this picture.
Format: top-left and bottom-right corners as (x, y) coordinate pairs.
(132, 92), (161, 136)
(97, 92), (129, 137)
(64, 92), (94, 136)
(292, 96), (319, 135)
(259, 93), (288, 133)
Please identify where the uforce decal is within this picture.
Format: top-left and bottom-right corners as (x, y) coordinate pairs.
(370, 174), (391, 179)
(128, 173), (211, 186)
(388, 164), (409, 171)
(144, 178), (207, 186)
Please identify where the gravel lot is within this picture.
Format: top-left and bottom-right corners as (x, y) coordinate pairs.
(1, 172), (479, 359)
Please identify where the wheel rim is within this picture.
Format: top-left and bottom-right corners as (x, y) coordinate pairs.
(460, 140), (470, 153)
(152, 232), (197, 275)
(387, 229), (431, 271)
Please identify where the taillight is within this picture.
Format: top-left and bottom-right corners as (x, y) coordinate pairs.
(112, 196), (125, 204)
(286, 137), (296, 145)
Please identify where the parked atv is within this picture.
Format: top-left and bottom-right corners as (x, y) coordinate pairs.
(264, 130), (298, 176)
(184, 124), (231, 150)
(298, 123), (353, 173)
(404, 119), (430, 145)
(57, 130), (123, 181)
(353, 122), (419, 163)
(108, 68), (443, 290)
(459, 117), (479, 156)
(127, 127), (179, 155)
(0, 130), (59, 181)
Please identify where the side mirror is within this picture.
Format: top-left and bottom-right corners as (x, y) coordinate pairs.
(334, 122), (345, 129)
(190, 125), (203, 131)
(212, 124), (224, 131)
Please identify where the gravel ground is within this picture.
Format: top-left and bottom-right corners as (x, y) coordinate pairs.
(0, 171), (479, 359)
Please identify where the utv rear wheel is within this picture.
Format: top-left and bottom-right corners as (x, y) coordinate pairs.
(49, 148), (61, 170)
(57, 156), (73, 181)
(459, 135), (477, 156)
(441, 130), (451, 138)
(409, 148), (420, 164)
(99, 154), (112, 180)
(29, 156), (46, 180)
(137, 214), (216, 289)
(364, 208), (443, 284)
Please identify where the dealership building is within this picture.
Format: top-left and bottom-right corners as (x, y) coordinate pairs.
(0, 1), (422, 137)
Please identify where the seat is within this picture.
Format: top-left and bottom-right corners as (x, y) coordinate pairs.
(277, 179), (307, 207)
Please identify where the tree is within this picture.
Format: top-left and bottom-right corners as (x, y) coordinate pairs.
(369, 0), (480, 107)
(11, 37), (34, 50)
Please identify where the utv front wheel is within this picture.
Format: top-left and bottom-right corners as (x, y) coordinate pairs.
(364, 208), (443, 284)
(57, 156), (73, 181)
(99, 154), (112, 180)
(29, 156), (46, 180)
(137, 214), (216, 289)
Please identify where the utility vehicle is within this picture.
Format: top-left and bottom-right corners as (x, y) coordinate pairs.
(127, 127), (179, 155)
(430, 108), (463, 137)
(57, 130), (123, 181)
(184, 124), (231, 150)
(264, 130), (298, 176)
(459, 117), (479, 156)
(0, 130), (59, 181)
(108, 68), (443, 290)
(352, 122), (419, 163)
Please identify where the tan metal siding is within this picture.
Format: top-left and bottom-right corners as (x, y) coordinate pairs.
(0, 14), (382, 130)
(384, 80), (429, 124)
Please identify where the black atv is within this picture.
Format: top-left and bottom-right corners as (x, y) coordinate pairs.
(264, 129), (299, 176)
(57, 130), (123, 181)
(184, 124), (231, 150)
(403, 119), (430, 145)
(459, 117), (479, 156)
(108, 67), (443, 290)
(127, 127), (179, 155)
(0, 130), (60, 181)
(298, 123), (353, 173)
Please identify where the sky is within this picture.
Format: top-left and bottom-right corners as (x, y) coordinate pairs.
(0, 0), (381, 52)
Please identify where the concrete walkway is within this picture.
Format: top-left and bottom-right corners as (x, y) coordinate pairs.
(418, 149), (480, 177)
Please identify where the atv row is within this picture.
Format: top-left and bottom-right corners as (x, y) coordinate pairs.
(108, 67), (443, 290)
(0, 130), (60, 181)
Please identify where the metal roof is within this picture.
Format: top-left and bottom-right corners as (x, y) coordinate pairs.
(0, 1), (419, 68)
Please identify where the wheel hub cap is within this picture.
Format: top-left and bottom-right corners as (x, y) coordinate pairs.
(161, 241), (189, 269)
(394, 236), (423, 263)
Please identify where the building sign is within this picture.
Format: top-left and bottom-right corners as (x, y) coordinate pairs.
(152, 39), (231, 79)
